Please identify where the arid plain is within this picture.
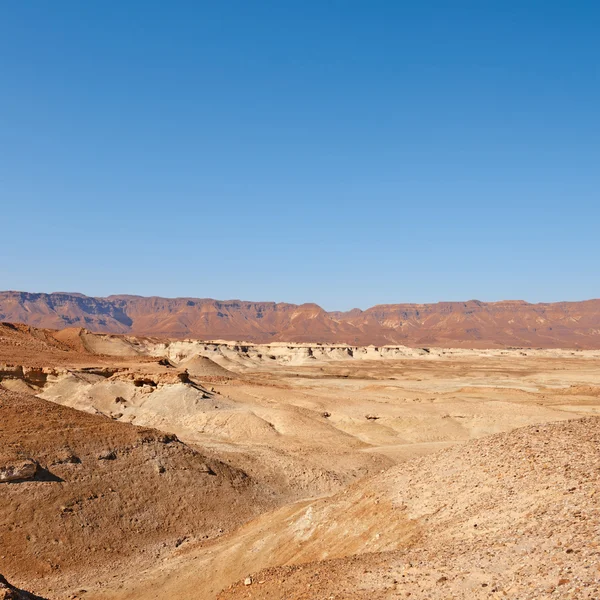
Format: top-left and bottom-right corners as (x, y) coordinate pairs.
(1, 322), (599, 599)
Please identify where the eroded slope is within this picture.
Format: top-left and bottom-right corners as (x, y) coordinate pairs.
(219, 417), (600, 599)
(0, 389), (273, 598)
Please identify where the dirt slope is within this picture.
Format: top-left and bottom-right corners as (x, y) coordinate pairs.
(219, 417), (600, 599)
(179, 355), (237, 378)
(0, 574), (46, 600)
(0, 388), (273, 598)
(2, 292), (600, 347)
(0, 322), (153, 368)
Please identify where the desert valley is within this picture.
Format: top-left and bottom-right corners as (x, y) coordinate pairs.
(4, 2), (598, 597)
(1, 296), (599, 599)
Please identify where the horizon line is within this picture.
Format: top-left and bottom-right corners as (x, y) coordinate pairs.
(2, 289), (599, 312)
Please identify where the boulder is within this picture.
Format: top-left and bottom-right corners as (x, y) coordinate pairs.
(0, 460), (37, 483)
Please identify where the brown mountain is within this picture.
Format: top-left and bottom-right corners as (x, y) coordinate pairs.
(1, 291), (600, 348)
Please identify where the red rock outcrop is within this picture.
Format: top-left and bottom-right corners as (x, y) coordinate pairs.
(1, 291), (600, 348)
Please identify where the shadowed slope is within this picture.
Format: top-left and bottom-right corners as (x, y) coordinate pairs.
(0, 388), (273, 598)
(0, 574), (46, 600)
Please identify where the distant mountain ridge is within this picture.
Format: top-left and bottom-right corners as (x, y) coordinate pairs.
(1, 290), (600, 348)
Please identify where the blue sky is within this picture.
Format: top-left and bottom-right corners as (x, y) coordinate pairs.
(0, 1), (598, 310)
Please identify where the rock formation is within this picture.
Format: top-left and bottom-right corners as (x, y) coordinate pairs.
(2, 291), (600, 348)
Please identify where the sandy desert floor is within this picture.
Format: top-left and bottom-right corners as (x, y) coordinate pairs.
(1, 325), (599, 599)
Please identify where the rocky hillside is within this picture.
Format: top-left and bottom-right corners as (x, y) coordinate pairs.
(0, 388), (273, 598)
(219, 417), (600, 599)
(2, 291), (600, 347)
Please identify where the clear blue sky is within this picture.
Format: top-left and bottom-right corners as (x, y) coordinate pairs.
(1, 1), (598, 310)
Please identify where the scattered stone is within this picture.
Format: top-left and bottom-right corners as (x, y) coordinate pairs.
(0, 459), (37, 482)
(175, 536), (188, 548)
(244, 577), (252, 586)
(52, 451), (81, 465)
(0, 573), (44, 599)
(97, 450), (117, 461)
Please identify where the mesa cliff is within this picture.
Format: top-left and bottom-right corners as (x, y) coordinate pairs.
(1, 291), (600, 348)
